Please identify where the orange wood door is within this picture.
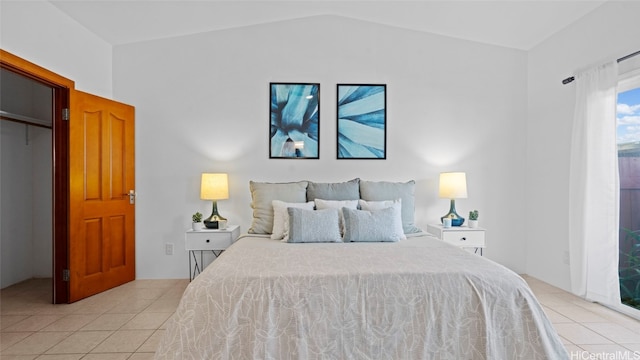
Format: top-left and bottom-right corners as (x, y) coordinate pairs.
(69, 90), (135, 302)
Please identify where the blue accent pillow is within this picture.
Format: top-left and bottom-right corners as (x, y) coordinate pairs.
(286, 208), (342, 243)
(342, 206), (406, 242)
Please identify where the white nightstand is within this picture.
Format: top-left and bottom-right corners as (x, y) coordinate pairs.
(426, 224), (485, 255)
(185, 225), (240, 280)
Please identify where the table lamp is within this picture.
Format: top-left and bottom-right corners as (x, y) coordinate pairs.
(439, 172), (467, 226)
(201, 173), (229, 229)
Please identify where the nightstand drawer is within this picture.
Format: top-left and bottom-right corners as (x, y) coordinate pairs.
(185, 232), (232, 250)
(184, 225), (240, 280)
(441, 231), (484, 248)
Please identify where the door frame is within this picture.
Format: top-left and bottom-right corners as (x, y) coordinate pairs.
(1, 49), (74, 303)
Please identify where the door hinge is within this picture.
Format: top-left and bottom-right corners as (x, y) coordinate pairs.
(62, 108), (70, 121)
(62, 269), (70, 282)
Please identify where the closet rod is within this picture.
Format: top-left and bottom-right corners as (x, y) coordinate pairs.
(561, 49), (640, 85)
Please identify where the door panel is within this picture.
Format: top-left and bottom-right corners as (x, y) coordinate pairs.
(84, 219), (103, 276)
(110, 215), (126, 268)
(84, 110), (102, 200)
(69, 90), (135, 302)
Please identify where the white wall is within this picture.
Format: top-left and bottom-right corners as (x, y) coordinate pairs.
(31, 126), (53, 278)
(0, 1), (113, 98)
(2, 1), (637, 287)
(0, 63), (55, 286)
(1, 121), (34, 286)
(113, 15), (528, 279)
(0, 121), (51, 287)
(526, 1), (640, 291)
(0, 0), (109, 287)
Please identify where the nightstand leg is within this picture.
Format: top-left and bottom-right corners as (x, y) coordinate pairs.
(188, 250), (193, 281)
(189, 250), (203, 281)
(188, 249), (228, 281)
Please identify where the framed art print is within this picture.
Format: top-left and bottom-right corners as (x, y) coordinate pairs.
(336, 84), (386, 159)
(270, 82), (320, 159)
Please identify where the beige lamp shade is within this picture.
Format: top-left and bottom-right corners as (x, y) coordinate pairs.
(439, 172), (468, 199)
(200, 173), (229, 200)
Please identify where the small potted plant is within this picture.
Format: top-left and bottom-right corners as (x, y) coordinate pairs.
(468, 210), (479, 228)
(192, 212), (203, 231)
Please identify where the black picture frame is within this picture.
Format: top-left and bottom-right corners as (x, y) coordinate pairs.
(336, 84), (386, 159)
(269, 82), (320, 159)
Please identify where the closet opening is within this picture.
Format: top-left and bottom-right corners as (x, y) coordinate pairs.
(1, 58), (70, 303)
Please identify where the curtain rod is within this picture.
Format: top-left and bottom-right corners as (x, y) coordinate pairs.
(561, 49), (640, 85)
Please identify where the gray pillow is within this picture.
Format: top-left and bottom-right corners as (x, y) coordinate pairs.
(306, 178), (360, 201)
(287, 208), (342, 243)
(248, 181), (308, 234)
(359, 180), (422, 234)
(342, 207), (406, 242)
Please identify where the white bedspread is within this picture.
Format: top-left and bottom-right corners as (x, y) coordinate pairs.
(156, 234), (568, 359)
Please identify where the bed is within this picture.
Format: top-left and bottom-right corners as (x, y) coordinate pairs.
(155, 179), (568, 359)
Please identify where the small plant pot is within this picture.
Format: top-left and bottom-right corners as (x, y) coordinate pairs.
(468, 220), (478, 228)
(192, 222), (202, 231)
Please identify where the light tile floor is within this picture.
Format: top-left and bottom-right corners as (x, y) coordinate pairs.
(522, 275), (640, 359)
(1, 278), (187, 360)
(1, 276), (639, 359)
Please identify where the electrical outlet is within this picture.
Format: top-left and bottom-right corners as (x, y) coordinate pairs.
(562, 251), (570, 265)
(165, 243), (174, 255)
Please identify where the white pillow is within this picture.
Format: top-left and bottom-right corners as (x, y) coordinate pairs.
(286, 208), (342, 243)
(314, 199), (358, 235)
(342, 206), (406, 242)
(271, 200), (315, 240)
(358, 198), (402, 211)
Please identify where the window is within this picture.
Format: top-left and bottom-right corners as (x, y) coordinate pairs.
(617, 81), (640, 311)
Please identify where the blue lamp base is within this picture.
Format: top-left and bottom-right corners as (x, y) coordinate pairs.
(441, 199), (465, 226)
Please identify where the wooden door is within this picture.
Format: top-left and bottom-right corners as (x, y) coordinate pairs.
(69, 90), (135, 302)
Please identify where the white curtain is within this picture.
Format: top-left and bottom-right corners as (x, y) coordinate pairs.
(568, 60), (621, 306)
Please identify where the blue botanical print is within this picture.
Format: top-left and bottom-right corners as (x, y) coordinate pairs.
(270, 83), (319, 158)
(337, 85), (386, 159)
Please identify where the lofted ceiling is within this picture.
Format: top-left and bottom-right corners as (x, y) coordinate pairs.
(48, 0), (608, 50)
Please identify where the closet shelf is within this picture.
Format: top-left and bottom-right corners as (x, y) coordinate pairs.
(0, 110), (52, 128)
